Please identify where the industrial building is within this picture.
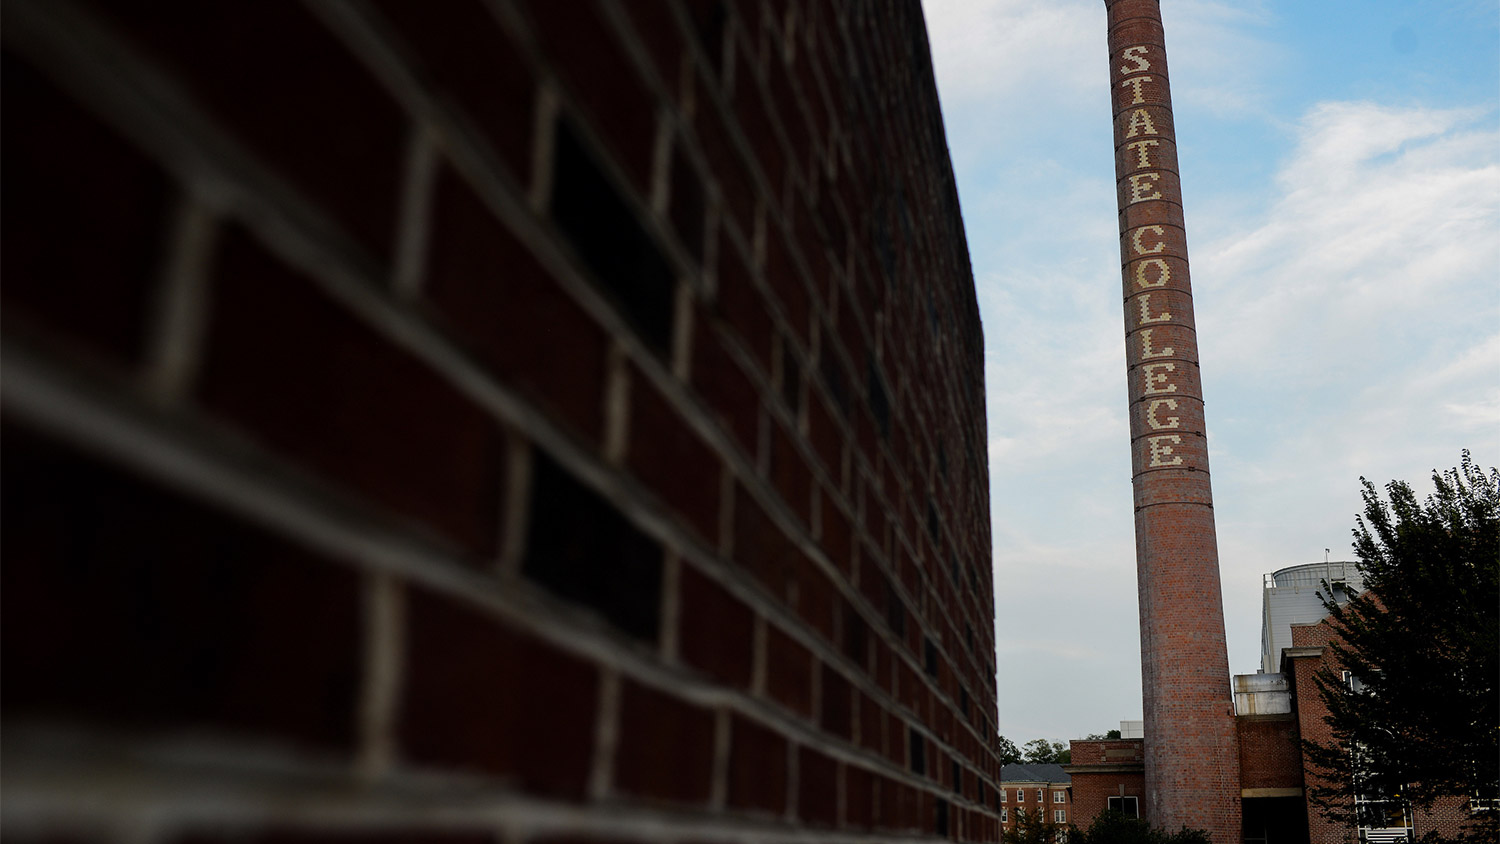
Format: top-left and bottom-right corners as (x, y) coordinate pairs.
(1065, 569), (1482, 844)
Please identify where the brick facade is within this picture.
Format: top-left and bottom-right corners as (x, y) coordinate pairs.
(0, 1), (998, 842)
(998, 765), (1073, 834)
(1102, 2), (1240, 839)
(1235, 716), (1303, 793)
(1065, 739), (1147, 832)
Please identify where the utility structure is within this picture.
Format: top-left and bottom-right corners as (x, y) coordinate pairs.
(1104, 1), (1241, 841)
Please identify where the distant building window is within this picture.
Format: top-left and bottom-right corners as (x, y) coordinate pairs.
(1018, 789), (1026, 801)
(1001, 808), (1009, 823)
(1001, 789), (1007, 802)
(1054, 790), (1067, 803)
(1055, 809), (1067, 823)
(1057, 830), (1069, 844)
(1108, 796), (1140, 818)
(1037, 788), (1045, 802)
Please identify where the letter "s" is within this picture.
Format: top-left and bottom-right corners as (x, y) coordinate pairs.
(1121, 45), (1151, 74)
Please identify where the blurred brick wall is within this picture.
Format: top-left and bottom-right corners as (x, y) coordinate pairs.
(1, 0), (996, 842)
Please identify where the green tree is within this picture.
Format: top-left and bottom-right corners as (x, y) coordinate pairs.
(1303, 452), (1499, 843)
(1082, 729), (1123, 740)
(1023, 738), (1071, 764)
(1072, 812), (1210, 844)
(1004, 808), (1063, 844)
(997, 734), (1024, 765)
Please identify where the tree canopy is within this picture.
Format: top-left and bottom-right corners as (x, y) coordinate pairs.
(997, 735), (1071, 765)
(997, 735), (1023, 765)
(1303, 452), (1498, 843)
(1003, 808), (1064, 844)
(1023, 738), (1070, 765)
(1071, 812), (1210, 844)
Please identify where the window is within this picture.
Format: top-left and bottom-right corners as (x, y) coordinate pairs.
(1057, 830), (1069, 844)
(1001, 808), (1008, 823)
(1018, 789), (1026, 802)
(1354, 794), (1412, 842)
(1000, 788), (1007, 803)
(1037, 788), (1045, 802)
(1108, 796), (1140, 818)
(1054, 790), (1066, 803)
(1055, 809), (1067, 823)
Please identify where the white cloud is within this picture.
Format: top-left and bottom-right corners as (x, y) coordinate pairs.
(1161, 0), (1281, 118)
(1195, 100), (1500, 674)
(922, 0), (1102, 109)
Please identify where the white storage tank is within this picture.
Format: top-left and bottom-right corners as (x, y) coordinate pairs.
(1259, 561), (1365, 673)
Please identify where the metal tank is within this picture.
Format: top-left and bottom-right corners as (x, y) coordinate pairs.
(1259, 561), (1366, 673)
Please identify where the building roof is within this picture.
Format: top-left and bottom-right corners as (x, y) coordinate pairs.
(1000, 763), (1072, 784)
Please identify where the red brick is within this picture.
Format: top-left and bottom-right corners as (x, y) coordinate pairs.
(372, 0), (534, 177)
(765, 227), (812, 345)
(89, 0), (406, 260)
(677, 564), (753, 689)
(692, 314), (761, 457)
(820, 662), (853, 741)
(400, 585), (596, 796)
(0, 52), (172, 367)
(628, 368), (722, 543)
(859, 691), (885, 754)
(715, 240), (774, 370)
(522, 0), (657, 192)
(765, 622), (814, 718)
(798, 746), (838, 828)
(727, 713), (787, 815)
(614, 680), (716, 805)
(694, 98), (758, 236)
(0, 423), (361, 751)
(621, 0), (689, 101)
(423, 164), (607, 446)
(768, 419), (812, 527)
(732, 48), (786, 203)
(173, 832), (494, 844)
(198, 226), (506, 559)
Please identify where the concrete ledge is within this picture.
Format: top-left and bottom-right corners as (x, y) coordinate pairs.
(1242, 787), (1303, 798)
(1236, 712), (1297, 723)
(1064, 764), (1145, 775)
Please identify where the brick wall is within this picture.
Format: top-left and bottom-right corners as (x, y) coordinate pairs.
(1287, 625), (1355, 844)
(1065, 739), (1146, 832)
(0, 1), (997, 842)
(1235, 715), (1303, 791)
(997, 782), (1071, 833)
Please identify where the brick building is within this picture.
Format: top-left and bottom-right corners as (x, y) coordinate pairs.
(1065, 584), (1487, 844)
(0, 1), (1000, 842)
(1282, 620), (1482, 844)
(999, 764), (1073, 835)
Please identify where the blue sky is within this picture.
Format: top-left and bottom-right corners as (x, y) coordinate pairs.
(921, 0), (1499, 744)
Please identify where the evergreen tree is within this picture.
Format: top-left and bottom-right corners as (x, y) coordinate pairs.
(1303, 452), (1499, 843)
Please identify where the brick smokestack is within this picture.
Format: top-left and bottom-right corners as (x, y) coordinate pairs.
(1103, 1), (1241, 840)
